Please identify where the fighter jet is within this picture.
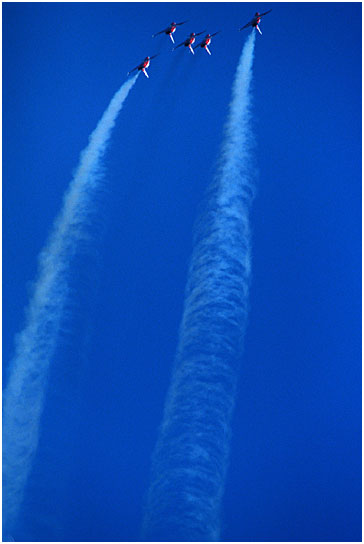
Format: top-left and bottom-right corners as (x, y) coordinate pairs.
(194, 32), (220, 55)
(127, 55), (158, 78)
(173, 31), (206, 54)
(152, 21), (188, 44)
(239, 10), (272, 35)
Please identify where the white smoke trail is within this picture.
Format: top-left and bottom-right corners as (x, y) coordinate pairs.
(3, 75), (138, 536)
(142, 32), (256, 541)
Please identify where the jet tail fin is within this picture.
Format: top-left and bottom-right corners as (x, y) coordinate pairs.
(169, 34), (175, 43)
(256, 25), (262, 35)
(189, 44), (195, 54)
(142, 69), (149, 78)
(205, 45), (211, 55)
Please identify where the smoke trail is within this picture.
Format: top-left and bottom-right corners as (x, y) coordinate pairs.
(142, 31), (256, 541)
(2, 75), (138, 536)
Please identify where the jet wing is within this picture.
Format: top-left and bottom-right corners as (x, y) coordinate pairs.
(239, 21), (252, 31)
(127, 65), (139, 75)
(260, 9), (272, 17)
(173, 41), (185, 50)
(152, 29), (166, 37)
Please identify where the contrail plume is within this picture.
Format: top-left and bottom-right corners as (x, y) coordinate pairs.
(142, 31), (256, 541)
(3, 75), (138, 536)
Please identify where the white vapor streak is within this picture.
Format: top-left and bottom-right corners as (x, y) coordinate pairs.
(142, 32), (256, 541)
(3, 75), (138, 535)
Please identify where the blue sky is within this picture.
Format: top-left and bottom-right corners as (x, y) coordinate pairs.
(3, 2), (362, 541)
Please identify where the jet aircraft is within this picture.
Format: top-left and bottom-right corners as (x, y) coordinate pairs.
(239, 10), (272, 35)
(127, 55), (158, 78)
(152, 21), (188, 44)
(173, 31), (206, 54)
(194, 32), (220, 55)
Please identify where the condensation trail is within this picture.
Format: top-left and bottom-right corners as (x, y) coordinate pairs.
(142, 32), (256, 541)
(2, 75), (138, 537)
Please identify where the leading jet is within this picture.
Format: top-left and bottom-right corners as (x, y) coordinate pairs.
(127, 55), (158, 78)
(194, 31), (220, 55)
(239, 9), (272, 35)
(152, 21), (188, 43)
(173, 31), (206, 54)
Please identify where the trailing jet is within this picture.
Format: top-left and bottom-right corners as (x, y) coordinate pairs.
(239, 10), (272, 35)
(194, 32), (220, 55)
(127, 55), (158, 78)
(152, 21), (188, 44)
(173, 31), (206, 54)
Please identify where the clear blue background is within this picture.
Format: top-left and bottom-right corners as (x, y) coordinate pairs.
(3, 2), (361, 541)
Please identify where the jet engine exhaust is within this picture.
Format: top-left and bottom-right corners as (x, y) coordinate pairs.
(2, 74), (138, 536)
(142, 31), (256, 541)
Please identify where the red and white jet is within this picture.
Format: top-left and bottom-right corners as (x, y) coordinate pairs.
(127, 55), (158, 79)
(152, 21), (188, 44)
(173, 31), (206, 54)
(239, 9), (272, 35)
(194, 31), (220, 55)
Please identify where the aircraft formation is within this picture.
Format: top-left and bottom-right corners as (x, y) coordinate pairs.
(127, 9), (272, 78)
